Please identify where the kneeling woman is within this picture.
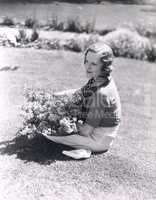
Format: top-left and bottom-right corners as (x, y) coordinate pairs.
(42, 42), (122, 159)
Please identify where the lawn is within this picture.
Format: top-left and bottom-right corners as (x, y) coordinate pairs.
(0, 47), (156, 200)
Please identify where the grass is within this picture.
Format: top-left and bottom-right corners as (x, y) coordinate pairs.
(1, 16), (97, 35)
(1, 15), (156, 39)
(0, 2), (156, 199)
(0, 2), (155, 32)
(1, 2), (156, 40)
(0, 47), (156, 200)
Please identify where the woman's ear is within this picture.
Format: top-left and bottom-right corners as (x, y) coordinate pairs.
(101, 56), (112, 66)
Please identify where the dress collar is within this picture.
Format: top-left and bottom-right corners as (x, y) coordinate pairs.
(81, 76), (111, 98)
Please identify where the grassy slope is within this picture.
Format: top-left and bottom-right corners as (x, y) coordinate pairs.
(0, 47), (156, 200)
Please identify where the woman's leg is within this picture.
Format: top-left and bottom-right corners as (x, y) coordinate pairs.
(50, 126), (119, 152)
(41, 125), (119, 159)
(92, 125), (119, 148)
(41, 132), (108, 152)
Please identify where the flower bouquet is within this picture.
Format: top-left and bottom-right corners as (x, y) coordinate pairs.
(19, 90), (84, 139)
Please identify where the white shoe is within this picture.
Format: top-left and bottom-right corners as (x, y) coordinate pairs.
(62, 149), (91, 160)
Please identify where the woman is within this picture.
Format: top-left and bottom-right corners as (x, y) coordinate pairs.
(42, 42), (121, 159)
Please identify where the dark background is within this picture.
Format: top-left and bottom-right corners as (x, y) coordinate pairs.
(0, 0), (153, 5)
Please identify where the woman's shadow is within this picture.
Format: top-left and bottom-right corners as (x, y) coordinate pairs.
(0, 134), (74, 164)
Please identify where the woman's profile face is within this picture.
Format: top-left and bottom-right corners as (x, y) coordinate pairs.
(84, 51), (103, 79)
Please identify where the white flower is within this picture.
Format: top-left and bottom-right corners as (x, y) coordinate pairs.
(20, 90), (83, 138)
(73, 117), (77, 122)
(78, 120), (83, 124)
(70, 122), (78, 133)
(59, 117), (70, 126)
(38, 113), (45, 120)
(20, 126), (32, 135)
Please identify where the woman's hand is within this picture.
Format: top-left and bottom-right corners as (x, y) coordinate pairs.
(78, 123), (94, 137)
(41, 129), (56, 139)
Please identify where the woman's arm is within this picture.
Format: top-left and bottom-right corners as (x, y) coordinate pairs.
(42, 123), (117, 152)
(54, 88), (80, 96)
(41, 123), (105, 152)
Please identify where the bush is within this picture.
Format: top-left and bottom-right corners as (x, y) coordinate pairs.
(83, 20), (96, 34)
(29, 28), (39, 42)
(25, 17), (38, 28)
(98, 28), (116, 36)
(83, 34), (100, 50)
(1, 16), (14, 26)
(120, 22), (156, 38)
(64, 17), (84, 33)
(46, 16), (64, 31)
(45, 16), (98, 34)
(16, 28), (29, 44)
(103, 28), (154, 61)
(15, 27), (39, 44)
(19, 90), (84, 139)
(62, 34), (99, 52)
(64, 38), (83, 52)
(147, 44), (156, 62)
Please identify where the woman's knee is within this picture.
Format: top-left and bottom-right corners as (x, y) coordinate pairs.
(91, 136), (114, 152)
(91, 144), (109, 153)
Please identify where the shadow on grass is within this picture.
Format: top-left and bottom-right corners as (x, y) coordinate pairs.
(0, 134), (74, 164)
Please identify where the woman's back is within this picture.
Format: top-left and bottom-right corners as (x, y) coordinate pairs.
(80, 77), (121, 128)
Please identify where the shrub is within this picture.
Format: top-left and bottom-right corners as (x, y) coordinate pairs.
(120, 22), (156, 38)
(36, 16), (113, 35)
(25, 17), (38, 28)
(19, 90), (83, 139)
(45, 17), (97, 34)
(146, 44), (156, 62)
(47, 16), (58, 29)
(84, 34), (100, 50)
(83, 20), (95, 34)
(50, 39), (62, 50)
(46, 16), (64, 31)
(29, 28), (39, 42)
(103, 28), (154, 61)
(98, 28), (116, 36)
(64, 17), (84, 33)
(57, 22), (65, 31)
(63, 38), (83, 52)
(1, 16), (14, 26)
(136, 24), (156, 38)
(16, 28), (29, 44)
(15, 27), (39, 44)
